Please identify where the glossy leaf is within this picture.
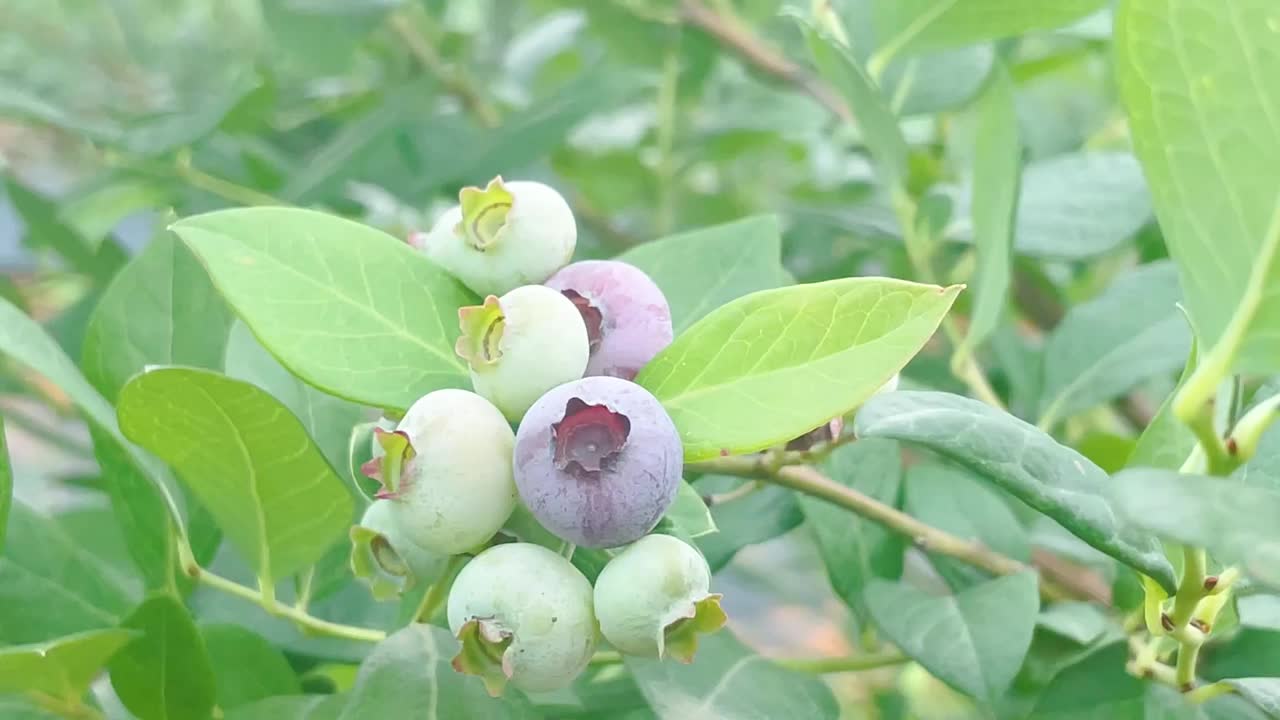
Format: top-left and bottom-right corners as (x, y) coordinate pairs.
(865, 573), (1039, 703)
(637, 279), (960, 461)
(109, 595), (216, 720)
(224, 321), (365, 475)
(872, 0), (1109, 54)
(800, 19), (908, 191)
(1118, 0), (1280, 376)
(171, 207), (476, 412)
(0, 628), (136, 699)
(1039, 261), (1190, 427)
(1110, 469), (1280, 591)
(956, 63), (1020, 361)
(337, 624), (540, 719)
(625, 630), (839, 719)
(855, 391), (1177, 592)
(0, 504), (137, 644)
(616, 215), (788, 333)
(202, 624), (301, 709)
(905, 464), (1030, 590)
(117, 368), (354, 581)
(800, 438), (904, 615)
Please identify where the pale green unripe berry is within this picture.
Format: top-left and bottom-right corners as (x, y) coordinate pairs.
(447, 543), (596, 695)
(364, 390), (517, 555)
(416, 177), (577, 297)
(349, 499), (446, 600)
(593, 534), (725, 661)
(456, 285), (589, 422)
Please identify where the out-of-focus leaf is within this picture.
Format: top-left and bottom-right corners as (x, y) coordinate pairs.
(1127, 333), (1198, 470)
(0, 416), (9, 551)
(226, 695), (347, 720)
(109, 595), (216, 720)
(0, 628), (136, 700)
(855, 391), (1177, 592)
(636, 279), (960, 461)
(872, 0), (1109, 54)
(1118, 0), (1280, 377)
(4, 179), (127, 284)
(695, 482), (802, 572)
(617, 215), (788, 333)
(118, 368), (354, 582)
(1038, 261), (1190, 427)
(202, 624), (301, 709)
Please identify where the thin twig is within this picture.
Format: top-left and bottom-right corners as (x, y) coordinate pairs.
(776, 651), (909, 673)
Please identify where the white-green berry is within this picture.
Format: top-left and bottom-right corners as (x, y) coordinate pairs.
(349, 499), (446, 600)
(363, 389), (517, 555)
(415, 176), (576, 297)
(447, 543), (596, 696)
(593, 534), (725, 661)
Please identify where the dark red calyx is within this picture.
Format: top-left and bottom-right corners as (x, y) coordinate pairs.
(552, 398), (630, 478)
(562, 290), (604, 351)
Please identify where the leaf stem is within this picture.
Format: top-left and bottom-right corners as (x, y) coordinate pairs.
(776, 651), (909, 673)
(589, 650), (624, 666)
(415, 555), (467, 624)
(1185, 681), (1236, 704)
(184, 562), (386, 643)
(27, 692), (105, 720)
(691, 455), (1073, 601)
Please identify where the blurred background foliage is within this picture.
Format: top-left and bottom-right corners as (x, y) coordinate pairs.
(0, 1), (1217, 717)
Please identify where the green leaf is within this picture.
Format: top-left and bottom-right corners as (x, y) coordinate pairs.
(337, 624), (540, 719)
(799, 20), (909, 192)
(0, 696), (63, 720)
(865, 573), (1039, 703)
(1117, 0), (1280, 378)
(636, 279), (960, 461)
(1037, 602), (1113, 646)
(0, 628), (136, 699)
(109, 595), (216, 720)
(89, 427), (179, 594)
(4, 178), (127, 284)
(202, 624), (300, 709)
(664, 481), (716, 539)
(1031, 641), (1145, 717)
(171, 207), (476, 412)
(616, 216), (788, 333)
(227, 696), (347, 720)
(694, 482), (803, 572)
(1110, 469), (1280, 591)
(0, 415), (9, 551)
(1038, 261), (1190, 428)
(0, 504), (137, 644)
(905, 464), (1030, 590)
(117, 368), (355, 581)
(800, 438), (904, 615)
(224, 322), (365, 475)
(1128, 331), (1198, 470)
(1008, 153), (1153, 259)
(625, 630), (839, 719)
(855, 391), (1178, 593)
(872, 0), (1109, 55)
(956, 63), (1020, 361)
(1225, 679), (1280, 718)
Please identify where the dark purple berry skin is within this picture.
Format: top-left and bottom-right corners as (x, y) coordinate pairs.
(514, 377), (682, 548)
(545, 260), (674, 380)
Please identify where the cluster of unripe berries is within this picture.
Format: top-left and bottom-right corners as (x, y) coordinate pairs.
(350, 177), (723, 696)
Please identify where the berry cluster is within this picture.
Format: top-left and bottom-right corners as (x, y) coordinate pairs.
(350, 176), (723, 696)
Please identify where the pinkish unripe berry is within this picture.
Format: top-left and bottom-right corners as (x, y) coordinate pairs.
(545, 260), (674, 380)
(514, 377), (682, 548)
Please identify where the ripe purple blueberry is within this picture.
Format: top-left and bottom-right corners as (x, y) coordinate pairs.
(411, 176), (577, 296)
(545, 260), (674, 380)
(362, 389), (516, 555)
(456, 284), (589, 422)
(514, 376), (682, 548)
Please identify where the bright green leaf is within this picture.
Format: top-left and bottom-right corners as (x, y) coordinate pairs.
(224, 321), (365, 475)
(800, 438), (904, 616)
(625, 630), (839, 719)
(202, 624), (301, 709)
(865, 573), (1039, 703)
(0, 504), (137, 644)
(1117, 0), (1280, 381)
(0, 628), (136, 700)
(117, 368), (355, 581)
(872, 0), (1109, 55)
(616, 215), (788, 333)
(637, 279), (960, 461)
(855, 391), (1177, 592)
(109, 595), (216, 720)
(905, 464), (1030, 590)
(338, 624), (540, 719)
(956, 63), (1020, 363)
(171, 207), (476, 412)
(1038, 261), (1190, 428)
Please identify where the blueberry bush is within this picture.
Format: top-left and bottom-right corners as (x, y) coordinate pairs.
(1, 1), (1279, 718)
